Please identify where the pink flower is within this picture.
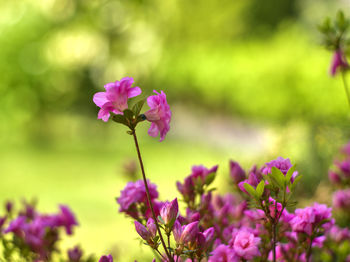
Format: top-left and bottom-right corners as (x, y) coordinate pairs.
(134, 221), (152, 241)
(330, 49), (348, 76)
(160, 198), (178, 225)
(99, 255), (113, 262)
(93, 77), (141, 122)
(209, 244), (238, 262)
(144, 90), (171, 141)
(262, 157), (293, 175)
(333, 189), (350, 210)
(230, 229), (261, 260)
(229, 160), (246, 184)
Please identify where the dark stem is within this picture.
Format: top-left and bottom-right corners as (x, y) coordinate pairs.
(272, 222), (277, 262)
(341, 71), (350, 109)
(306, 236), (313, 262)
(132, 131), (174, 262)
(155, 248), (167, 261)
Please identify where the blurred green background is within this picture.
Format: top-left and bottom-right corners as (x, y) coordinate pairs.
(1, 0), (350, 260)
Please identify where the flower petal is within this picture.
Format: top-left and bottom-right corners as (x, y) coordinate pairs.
(93, 92), (108, 108)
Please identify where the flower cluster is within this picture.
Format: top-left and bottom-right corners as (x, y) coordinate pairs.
(109, 155), (350, 262)
(93, 77), (171, 141)
(329, 141), (350, 216)
(0, 201), (94, 262)
(117, 179), (161, 221)
(92, 77), (350, 261)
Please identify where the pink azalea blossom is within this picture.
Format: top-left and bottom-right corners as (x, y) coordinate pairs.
(144, 90), (171, 141)
(93, 77), (141, 122)
(209, 244), (238, 262)
(229, 229), (261, 260)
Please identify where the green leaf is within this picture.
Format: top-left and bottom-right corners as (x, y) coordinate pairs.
(285, 165), (296, 182)
(256, 180), (265, 197)
(205, 172), (216, 186)
(112, 114), (128, 126)
(270, 167), (285, 189)
(132, 99), (146, 116)
(123, 109), (134, 120)
(290, 175), (303, 192)
(243, 183), (258, 198)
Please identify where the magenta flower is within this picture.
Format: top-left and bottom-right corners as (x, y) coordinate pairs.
(262, 157), (293, 175)
(144, 90), (171, 141)
(179, 221), (199, 244)
(68, 246), (83, 262)
(229, 160), (246, 184)
(208, 244), (238, 262)
(160, 198), (178, 225)
(146, 218), (157, 238)
(134, 221), (152, 241)
(57, 205), (78, 235)
(93, 77), (141, 122)
(333, 189), (350, 210)
(330, 49), (348, 76)
(290, 207), (315, 235)
(99, 254), (113, 262)
(229, 229), (261, 260)
(117, 179), (158, 219)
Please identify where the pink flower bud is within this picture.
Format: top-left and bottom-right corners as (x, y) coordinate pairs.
(180, 221), (199, 244)
(330, 49), (348, 76)
(99, 254), (113, 262)
(160, 198), (178, 225)
(329, 171), (342, 184)
(146, 218), (157, 238)
(173, 220), (182, 243)
(229, 160), (246, 184)
(134, 221), (151, 241)
(203, 227), (215, 243)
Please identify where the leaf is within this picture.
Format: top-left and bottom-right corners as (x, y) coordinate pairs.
(270, 167), (285, 189)
(290, 175), (303, 192)
(112, 114), (128, 126)
(285, 165), (296, 182)
(123, 109), (134, 120)
(243, 183), (258, 199)
(205, 172), (216, 186)
(256, 180), (265, 197)
(132, 99), (146, 116)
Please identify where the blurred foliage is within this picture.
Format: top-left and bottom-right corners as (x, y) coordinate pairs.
(1, 0), (350, 260)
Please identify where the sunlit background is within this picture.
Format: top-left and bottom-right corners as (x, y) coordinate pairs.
(1, 0), (350, 260)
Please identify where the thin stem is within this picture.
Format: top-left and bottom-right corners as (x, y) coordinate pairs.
(167, 233), (172, 256)
(272, 222), (277, 262)
(132, 131), (174, 262)
(306, 236), (314, 262)
(341, 71), (350, 109)
(155, 248), (167, 261)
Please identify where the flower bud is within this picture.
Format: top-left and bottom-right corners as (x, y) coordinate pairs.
(68, 246), (83, 262)
(180, 221), (199, 244)
(203, 227), (215, 244)
(160, 198), (178, 226)
(146, 218), (157, 238)
(229, 160), (246, 184)
(99, 255), (113, 262)
(134, 221), (151, 241)
(173, 220), (182, 243)
(5, 201), (13, 213)
(329, 171), (342, 184)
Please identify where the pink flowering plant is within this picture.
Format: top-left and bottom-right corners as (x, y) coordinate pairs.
(0, 200), (94, 262)
(319, 10), (350, 108)
(90, 77), (350, 262)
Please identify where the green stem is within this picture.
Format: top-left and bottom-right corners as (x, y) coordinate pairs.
(341, 71), (350, 109)
(132, 131), (174, 262)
